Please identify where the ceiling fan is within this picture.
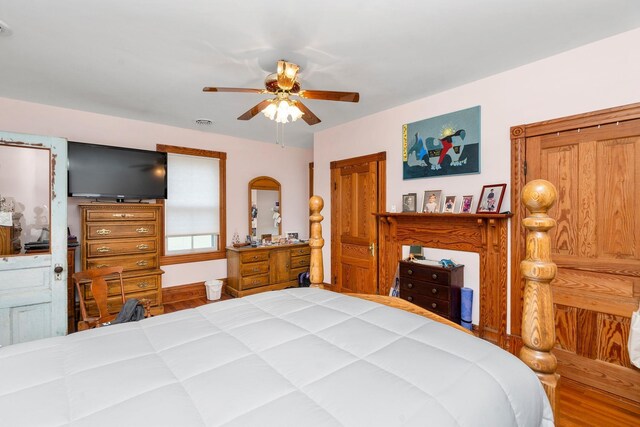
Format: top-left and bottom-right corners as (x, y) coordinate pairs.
(203, 60), (360, 125)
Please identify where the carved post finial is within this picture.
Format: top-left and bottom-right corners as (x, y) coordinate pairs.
(309, 196), (325, 288)
(519, 179), (559, 416)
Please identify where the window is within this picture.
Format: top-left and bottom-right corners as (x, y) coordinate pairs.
(157, 144), (226, 265)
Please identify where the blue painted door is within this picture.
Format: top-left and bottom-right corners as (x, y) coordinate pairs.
(0, 132), (67, 345)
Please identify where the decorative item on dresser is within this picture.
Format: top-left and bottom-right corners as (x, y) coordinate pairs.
(79, 203), (164, 319)
(398, 260), (463, 323)
(226, 243), (310, 297)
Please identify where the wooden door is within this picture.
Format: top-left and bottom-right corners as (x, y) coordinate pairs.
(0, 132), (68, 344)
(512, 103), (640, 403)
(331, 152), (386, 293)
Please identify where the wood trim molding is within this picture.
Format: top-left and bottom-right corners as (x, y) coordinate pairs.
(162, 280), (227, 303)
(330, 151), (386, 169)
(156, 144), (227, 265)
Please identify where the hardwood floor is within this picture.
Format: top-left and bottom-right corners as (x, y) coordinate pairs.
(164, 295), (640, 426)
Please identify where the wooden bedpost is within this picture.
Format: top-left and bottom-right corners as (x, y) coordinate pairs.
(309, 196), (325, 288)
(519, 179), (559, 416)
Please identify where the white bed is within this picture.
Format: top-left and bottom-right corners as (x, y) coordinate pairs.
(0, 288), (552, 426)
(0, 183), (559, 426)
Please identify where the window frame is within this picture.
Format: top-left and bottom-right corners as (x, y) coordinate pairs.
(156, 144), (227, 265)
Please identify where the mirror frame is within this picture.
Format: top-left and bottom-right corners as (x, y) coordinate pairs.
(248, 176), (282, 238)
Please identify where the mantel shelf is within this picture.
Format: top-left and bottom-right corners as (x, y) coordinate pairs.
(374, 212), (513, 219)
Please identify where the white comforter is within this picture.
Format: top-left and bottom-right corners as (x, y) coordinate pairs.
(0, 288), (553, 426)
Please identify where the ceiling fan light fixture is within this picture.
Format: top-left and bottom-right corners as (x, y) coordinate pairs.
(263, 97), (304, 123)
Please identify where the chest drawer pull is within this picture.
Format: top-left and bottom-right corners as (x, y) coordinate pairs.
(253, 267), (260, 272)
(407, 296), (413, 302)
(136, 227), (149, 234)
(137, 244), (149, 250)
(113, 213), (134, 218)
(96, 246), (111, 253)
(136, 260), (149, 266)
(407, 269), (413, 275)
(407, 282), (414, 289)
(431, 288), (437, 294)
(431, 302), (437, 309)
(431, 273), (438, 280)
(137, 281), (150, 289)
(96, 228), (111, 235)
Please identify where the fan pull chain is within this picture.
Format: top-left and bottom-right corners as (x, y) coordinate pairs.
(276, 122), (286, 148)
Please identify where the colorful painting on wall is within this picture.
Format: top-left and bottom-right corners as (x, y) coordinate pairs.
(402, 106), (480, 179)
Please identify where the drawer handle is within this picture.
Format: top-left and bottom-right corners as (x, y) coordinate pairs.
(253, 255), (259, 260)
(136, 227), (149, 233)
(136, 260), (149, 266)
(431, 273), (438, 280)
(407, 283), (413, 289)
(407, 269), (413, 275)
(137, 244), (149, 250)
(253, 267), (260, 272)
(137, 281), (150, 289)
(96, 228), (111, 235)
(113, 213), (135, 218)
(431, 302), (437, 309)
(407, 296), (413, 302)
(96, 246), (111, 253)
(431, 288), (437, 294)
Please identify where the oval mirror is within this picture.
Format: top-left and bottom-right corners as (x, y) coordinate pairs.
(248, 176), (281, 240)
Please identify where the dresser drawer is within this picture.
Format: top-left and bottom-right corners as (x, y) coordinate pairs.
(86, 254), (158, 272)
(85, 209), (158, 222)
(83, 274), (160, 299)
(401, 291), (450, 318)
(241, 261), (269, 276)
(240, 251), (269, 263)
(241, 274), (270, 290)
(86, 238), (156, 257)
(290, 266), (308, 281)
(400, 278), (450, 301)
(85, 290), (159, 316)
(290, 256), (310, 269)
(399, 262), (450, 286)
(291, 246), (310, 257)
(86, 222), (157, 239)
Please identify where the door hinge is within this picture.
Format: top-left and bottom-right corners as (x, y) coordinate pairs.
(523, 160), (527, 176)
(334, 182), (337, 191)
(333, 275), (337, 285)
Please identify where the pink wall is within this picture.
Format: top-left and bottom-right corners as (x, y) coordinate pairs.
(0, 98), (312, 287)
(314, 28), (640, 326)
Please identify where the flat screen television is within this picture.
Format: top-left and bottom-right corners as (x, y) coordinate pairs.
(68, 142), (167, 201)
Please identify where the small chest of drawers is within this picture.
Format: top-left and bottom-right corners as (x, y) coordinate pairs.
(398, 261), (464, 323)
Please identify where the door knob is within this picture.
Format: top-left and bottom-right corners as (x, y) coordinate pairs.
(54, 265), (63, 274)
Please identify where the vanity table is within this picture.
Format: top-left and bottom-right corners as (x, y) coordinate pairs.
(226, 243), (310, 297)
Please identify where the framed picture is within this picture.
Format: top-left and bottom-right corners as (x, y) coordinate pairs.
(402, 106), (481, 180)
(422, 190), (442, 213)
(459, 195), (474, 213)
(442, 195), (456, 213)
(477, 184), (507, 213)
(402, 193), (417, 212)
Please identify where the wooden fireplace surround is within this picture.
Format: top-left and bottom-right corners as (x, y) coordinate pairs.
(375, 212), (511, 347)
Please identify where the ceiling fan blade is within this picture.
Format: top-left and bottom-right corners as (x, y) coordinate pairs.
(295, 100), (321, 126)
(276, 60), (299, 91)
(298, 90), (360, 103)
(203, 87), (266, 94)
(237, 99), (273, 121)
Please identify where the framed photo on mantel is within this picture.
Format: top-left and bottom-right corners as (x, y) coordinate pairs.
(477, 184), (506, 213)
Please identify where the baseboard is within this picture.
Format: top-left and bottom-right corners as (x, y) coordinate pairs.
(163, 279), (227, 303)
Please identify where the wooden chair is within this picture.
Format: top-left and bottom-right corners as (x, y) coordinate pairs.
(73, 266), (151, 331)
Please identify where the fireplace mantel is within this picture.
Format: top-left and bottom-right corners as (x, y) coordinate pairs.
(375, 212), (512, 347)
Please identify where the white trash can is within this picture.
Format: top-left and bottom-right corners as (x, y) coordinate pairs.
(205, 279), (223, 301)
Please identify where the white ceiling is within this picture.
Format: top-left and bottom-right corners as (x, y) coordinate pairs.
(1, 1), (639, 149)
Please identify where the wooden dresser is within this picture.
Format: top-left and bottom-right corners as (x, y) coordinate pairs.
(226, 243), (310, 297)
(79, 203), (164, 317)
(398, 260), (463, 324)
